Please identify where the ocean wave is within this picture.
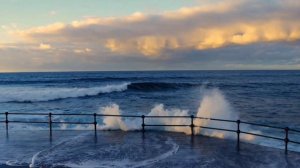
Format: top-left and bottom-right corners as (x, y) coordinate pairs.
(0, 76), (193, 85)
(0, 83), (129, 103)
(127, 82), (197, 91)
(0, 82), (198, 103)
(1, 87), (299, 153)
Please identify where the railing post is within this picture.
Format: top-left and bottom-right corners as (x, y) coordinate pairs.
(190, 115), (194, 136)
(48, 113), (52, 138)
(237, 120), (240, 151)
(5, 112), (8, 131)
(142, 115), (145, 133)
(93, 113), (97, 134)
(285, 127), (289, 154)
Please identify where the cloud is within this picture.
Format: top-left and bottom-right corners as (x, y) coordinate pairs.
(14, 22), (65, 41)
(74, 48), (92, 54)
(39, 43), (52, 50)
(0, 0), (300, 71)
(10, 0), (300, 59)
(225, 63), (300, 70)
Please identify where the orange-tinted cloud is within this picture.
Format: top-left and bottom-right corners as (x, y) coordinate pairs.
(0, 0), (300, 72)
(9, 0), (299, 58)
(39, 43), (52, 50)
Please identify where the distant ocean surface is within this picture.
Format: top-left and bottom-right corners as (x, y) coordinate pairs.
(1, 70), (300, 167)
(0, 70), (300, 147)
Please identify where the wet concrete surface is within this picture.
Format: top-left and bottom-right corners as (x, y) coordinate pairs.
(0, 130), (299, 168)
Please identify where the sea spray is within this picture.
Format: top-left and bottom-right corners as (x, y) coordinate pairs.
(194, 88), (237, 139)
(146, 104), (191, 134)
(1, 86), (256, 142)
(98, 103), (191, 133)
(97, 88), (255, 141)
(99, 104), (139, 131)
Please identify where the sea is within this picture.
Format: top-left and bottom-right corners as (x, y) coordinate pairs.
(0, 70), (300, 167)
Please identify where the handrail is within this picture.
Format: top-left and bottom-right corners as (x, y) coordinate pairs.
(195, 125), (236, 133)
(0, 112), (43, 115)
(1, 112), (300, 154)
(240, 121), (285, 130)
(1, 112), (300, 132)
(7, 121), (48, 124)
(144, 115), (190, 118)
(240, 131), (284, 141)
(145, 124), (188, 127)
(96, 114), (139, 118)
(194, 116), (236, 123)
(54, 113), (94, 116)
(290, 140), (300, 145)
(290, 128), (300, 133)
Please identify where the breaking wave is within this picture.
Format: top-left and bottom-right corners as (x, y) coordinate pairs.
(0, 82), (198, 103)
(98, 88), (255, 141)
(1, 87), (255, 142)
(0, 83), (129, 103)
(127, 82), (197, 91)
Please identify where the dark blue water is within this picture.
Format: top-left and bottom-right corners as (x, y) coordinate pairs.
(1, 70), (300, 167)
(0, 70), (299, 128)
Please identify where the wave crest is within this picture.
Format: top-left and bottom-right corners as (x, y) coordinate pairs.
(0, 83), (129, 103)
(127, 82), (196, 91)
(0, 82), (198, 103)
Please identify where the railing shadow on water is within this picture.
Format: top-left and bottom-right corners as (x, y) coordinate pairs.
(1, 112), (300, 154)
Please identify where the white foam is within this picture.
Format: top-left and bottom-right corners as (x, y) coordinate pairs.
(29, 133), (178, 168)
(30, 133), (91, 168)
(1, 87), (257, 142)
(97, 88), (256, 141)
(98, 103), (191, 133)
(59, 138), (178, 168)
(0, 83), (129, 102)
(98, 89), (225, 134)
(194, 88), (237, 139)
(98, 104), (138, 131)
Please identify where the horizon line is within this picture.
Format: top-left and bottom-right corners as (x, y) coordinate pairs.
(0, 69), (300, 74)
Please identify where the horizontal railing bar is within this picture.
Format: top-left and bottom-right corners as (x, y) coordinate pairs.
(7, 120), (94, 125)
(195, 125), (236, 132)
(1, 112), (300, 137)
(96, 114), (139, 118)
(240, 121), (284, 130)
(145, 116), (190, 118)
(145, 124), (189, 127)
(289, 128), (300, 133)
(52, 113), (93, 116)
(0, 113), (141, 118)
(289, 140), (300, 145)
(52, 121), (93, 124)
(8, 121), (48, 124)
(240, 131), (283, 141)
(4, 112), (48, 116)
(194, 117), (236, 123)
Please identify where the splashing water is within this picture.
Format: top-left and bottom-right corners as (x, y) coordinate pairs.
(98, 88), (255, 141)
(1, 87), (255, 141)
(194, 88), (238, 139)
(99, 104), (138, 131)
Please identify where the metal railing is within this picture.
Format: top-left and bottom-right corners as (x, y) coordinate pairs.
(1, 112), (300, 154)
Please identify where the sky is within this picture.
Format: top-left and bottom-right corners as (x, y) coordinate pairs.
(0, 0), (299, 72)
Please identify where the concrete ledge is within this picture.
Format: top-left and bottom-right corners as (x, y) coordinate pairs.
(0, 130), (299, 167)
